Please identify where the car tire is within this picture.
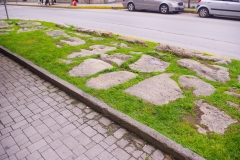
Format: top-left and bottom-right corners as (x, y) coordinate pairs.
(127, 3), (135, 11)
(198, 7), (209, 18)
(160, 4), (169, 14)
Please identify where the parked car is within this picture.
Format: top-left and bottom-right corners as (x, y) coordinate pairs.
(122, 0), (185, 14)
(196, 0), (240, 18)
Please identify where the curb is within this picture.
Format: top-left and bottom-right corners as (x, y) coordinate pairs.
(3, 3), (197, 13)
(0, 46), (205, 160)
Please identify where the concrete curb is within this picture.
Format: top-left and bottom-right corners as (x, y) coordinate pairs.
(3, 3), (197, 13)
(0, 46), (205, 160)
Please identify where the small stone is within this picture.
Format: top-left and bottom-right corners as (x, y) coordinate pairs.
(100, 54), (133, 66)
(86, 71), (137, 89)
(59, 59), (74, 64)
(194, 100), (237, 134)
(46, 30), (70, 38)
(91, 37), (104, 41)
(196, 125), (207, 135)
(125, 73), (184, 105)
(56, 23), (70, 29)
(60, 37), (85, 46)
(99, 31), (114, 38)
(117, 36), (148, 47)
(179, 75), (216, 96)
(69, 59), (113, 77)
(178, 59), (230, 82)
(225, 91), (240, 98)
(67, 45), (116, 58)
(129, 51), (142, 55)
(226, 101), (238, 108)
(129, 55), (170, 72)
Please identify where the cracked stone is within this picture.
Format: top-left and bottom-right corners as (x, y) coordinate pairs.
(179, 75), (216, 96)
(67, 45), (116, 58)
(69, 59), (113, 77)
(60, 37), (85, 46)
(117, 36), (148, 47)
(155, 43), (231, 64)
(125, 73), (184, 105)
(178, 59), (230, 82)
(56, 23), (70, 29)
(86, 71), (137, 89)
(46, 30), (70, 38)
(194, 100), (237, 134)
(129, 55), (170, 72)
(100, 54), (133, 66)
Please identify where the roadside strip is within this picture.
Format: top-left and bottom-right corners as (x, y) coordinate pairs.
(2, 3), (197, 13)
(0, 46), (205, 160)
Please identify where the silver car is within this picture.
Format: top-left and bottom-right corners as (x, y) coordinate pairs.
(196, 0), (240, 18)
(122, 0), (185, 14)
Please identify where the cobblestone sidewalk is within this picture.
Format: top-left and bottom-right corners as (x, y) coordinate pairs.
(0, 53), (170, 160)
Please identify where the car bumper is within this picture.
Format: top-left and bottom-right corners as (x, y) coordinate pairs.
(169, 6), (185, 12)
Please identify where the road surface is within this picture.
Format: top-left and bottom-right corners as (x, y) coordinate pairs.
(1, 6), (240, 59)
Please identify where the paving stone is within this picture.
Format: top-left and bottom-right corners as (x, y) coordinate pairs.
(85, 144), (104, 159)
(69, 59), (113, 77)
(113, 128), (128, 139)
(86, 71), (137, 89)
(42, 148), (59, 160)
(82, 126), (97, 137)
(178, 59), (230, 82)
(111, 148), (130, 160)
(0, 116), (13, 125)
(27, 139), (47, 153)
(129, 55), (170, 72)
(76, 133), (92, 146)
(195, 100), (237, 134)
(142, 145), (155, 154)
(1, 136), (16, 149)
(26, 151), (41, 160)
(97, 151), (113, 160)
(46, 30), (70, 38)
(60, 109), (73, 118)
(117, 138), (129, 148)
(179, 75), (216, 96)
(14, 133), (29, 146)
(225, 91), (240, 98)
(100, 54), (133, 67)
(55, 145), (73, 159)
(125, 73), (184, 105)
(104, 136), (117, 146)
(15, 148), (30, 159)
(72, 145), (86, 156)
(29, 133), (42, 143)
(92, 134), (105, 143)
(35, 124), (50, 134)
(59, 124), (76, 135)
(151, 150), (165, 160)
(99, 117), (112, 126)
(6, 145), (20, 156)
(63, 136), (79, 149)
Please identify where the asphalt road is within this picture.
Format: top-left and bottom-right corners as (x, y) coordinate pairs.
(1, 6), (240, 59)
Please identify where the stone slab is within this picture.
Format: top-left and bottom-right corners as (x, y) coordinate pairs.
(125, 73), (184, 105)
(86, 71), (137, 89)
(178, 59), (230, 82)
(56, 23), (70, 29)
(0, 21), (9, 29)
(194, 100), (237, 134)
(46, 30), (70, 38)
(69, 59), (113, 77)
(129, 55), (170, 72)
(225, 91), (240, 98)
(60, 37), (85, 46)
(17, 26), (46, 33)
(117, 36), (148, 47)
(110, 42), (129, 48)
(179, 75), (215, 96)
(67, 45), (116, 58)
(155, 43), (231, 64)
(100, 54), (133, 66)
(16, 21), (41, 28)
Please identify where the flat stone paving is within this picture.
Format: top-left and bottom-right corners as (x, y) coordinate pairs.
(0, 53), (171, 160)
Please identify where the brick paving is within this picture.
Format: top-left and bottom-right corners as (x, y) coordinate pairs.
(0, 53), (170, 160)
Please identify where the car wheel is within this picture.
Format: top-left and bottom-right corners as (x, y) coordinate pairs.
(160, 4), (169, 14)
(128, 3), (135, 11)
(198, 7), (209, 18)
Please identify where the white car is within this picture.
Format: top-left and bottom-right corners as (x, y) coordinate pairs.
(196, 0), (240, 18)
(122, 0), (185, 14)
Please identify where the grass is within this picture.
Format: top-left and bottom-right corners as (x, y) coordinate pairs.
(0, 19), (240, 160)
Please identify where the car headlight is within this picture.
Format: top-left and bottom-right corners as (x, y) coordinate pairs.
(172, 2), (178, 7)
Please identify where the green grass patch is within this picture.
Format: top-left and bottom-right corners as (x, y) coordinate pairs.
(0, 19), (239, 160)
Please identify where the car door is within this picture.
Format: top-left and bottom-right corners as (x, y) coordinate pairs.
(133, 0), (145, 9)
(207, 0), (223, 15)
(222, 0), (240, 16)
(141, 0), (160, 11)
